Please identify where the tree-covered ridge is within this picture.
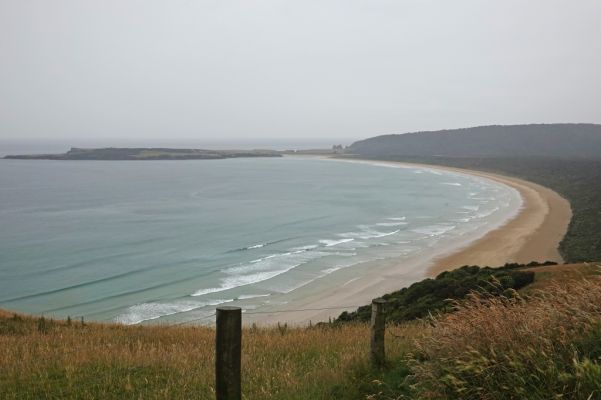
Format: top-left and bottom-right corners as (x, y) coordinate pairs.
(336, 262), (554, 324)
(348, 124), (601, 159)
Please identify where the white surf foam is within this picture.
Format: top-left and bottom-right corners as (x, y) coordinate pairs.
(192, 266), (303, 297)
(411, 225), (456, 236)
(291, 244), (319, 251)
(192, 247), (328, 297)
(452, 217), (472, 223)
(115, 298), (233, 325)
(246, 243), (267, 249)
(475, 207), (500, 219)
(321, 266), (342, 274)
(376, 221), (408, 227)
(320, 238), (354, 247)
(237, 294), (271, 300)
(191, 287), (229, 297)
(359, 229), (400, 239)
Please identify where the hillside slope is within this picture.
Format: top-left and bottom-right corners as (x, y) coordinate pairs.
(348, 124), (601, 159)
(2, 262), (600, 399)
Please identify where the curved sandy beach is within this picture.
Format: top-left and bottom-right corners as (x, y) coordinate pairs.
(244, 159), (572, 326)
(424, 165), (571, 275)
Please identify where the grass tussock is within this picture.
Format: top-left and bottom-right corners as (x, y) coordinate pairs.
(0, 315), (415, 400)
(411, 275), (601, 399)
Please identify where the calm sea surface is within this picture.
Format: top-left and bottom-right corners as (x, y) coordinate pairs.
(0, 157), (520, 324)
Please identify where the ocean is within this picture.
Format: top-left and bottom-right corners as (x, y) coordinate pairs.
(0, 157), (521, 324)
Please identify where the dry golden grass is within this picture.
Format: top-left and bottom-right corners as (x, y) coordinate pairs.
(412, 273), (601, 399)
(0, 315), (416, 399)
(521, 262), (601, 293)
(0, 309), (14, 318)
(4, 263), (600, 399)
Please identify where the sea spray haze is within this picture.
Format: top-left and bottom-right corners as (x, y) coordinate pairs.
(0, 157), (520, 324)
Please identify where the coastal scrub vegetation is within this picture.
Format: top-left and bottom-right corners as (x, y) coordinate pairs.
(336, 262), (548, 324)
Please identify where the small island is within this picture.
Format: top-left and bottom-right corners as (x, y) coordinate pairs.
(4, 147), (282, 160)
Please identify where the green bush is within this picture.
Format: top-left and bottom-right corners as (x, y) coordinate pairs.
(336, 263), (541, 324)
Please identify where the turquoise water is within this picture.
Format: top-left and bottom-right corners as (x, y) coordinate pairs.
(0, 157), (520, 324)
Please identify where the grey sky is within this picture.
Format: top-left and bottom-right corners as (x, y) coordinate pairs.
(1, 0), (600, 144)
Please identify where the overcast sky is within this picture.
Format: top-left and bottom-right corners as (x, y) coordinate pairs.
(1, 0), (600, 145)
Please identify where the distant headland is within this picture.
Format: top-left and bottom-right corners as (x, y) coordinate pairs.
(3, 147), (283, 160)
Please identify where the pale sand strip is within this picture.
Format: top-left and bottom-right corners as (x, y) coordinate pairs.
(423, 165), (571, 275)
(245, 159), (571, 326)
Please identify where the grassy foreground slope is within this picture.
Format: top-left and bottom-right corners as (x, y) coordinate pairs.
(0, 313), (413, 400)
(2, 263), (601, 399)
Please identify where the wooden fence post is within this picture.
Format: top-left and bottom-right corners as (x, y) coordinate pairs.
(370, 298), (386, 368)
(216, 306), (242, 400)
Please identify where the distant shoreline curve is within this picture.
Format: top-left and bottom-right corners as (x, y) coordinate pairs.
(245, 155), (571, 326)
(331, 157), (572, 274)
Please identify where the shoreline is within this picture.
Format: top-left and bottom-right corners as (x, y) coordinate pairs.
(244, 157), (571, 326)
(422, 165), (571, 275)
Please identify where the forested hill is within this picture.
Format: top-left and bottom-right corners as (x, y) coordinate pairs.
(348, 124), (601, 159)
(345, 123), (601, 262)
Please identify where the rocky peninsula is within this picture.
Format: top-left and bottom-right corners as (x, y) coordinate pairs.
(4, 147), (282, 160)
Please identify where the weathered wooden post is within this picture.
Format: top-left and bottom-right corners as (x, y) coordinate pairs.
(370, 298), (386, 368)
(216, 306), (242, 400)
